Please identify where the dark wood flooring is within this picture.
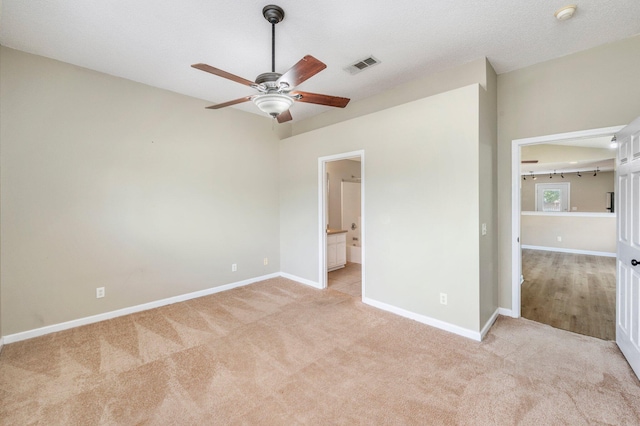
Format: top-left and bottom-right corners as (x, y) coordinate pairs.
(521, 249), (616, 341)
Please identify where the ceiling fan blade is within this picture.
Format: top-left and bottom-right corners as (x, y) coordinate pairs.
(192, 63), (255, 87)
(292, 91), (350, 108)
(277, 55), (326, 88)
(205, 96), (253, 110)
(277, 109), (293, 123)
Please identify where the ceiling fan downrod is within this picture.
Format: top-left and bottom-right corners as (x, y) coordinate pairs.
(262, 5), (285, 73)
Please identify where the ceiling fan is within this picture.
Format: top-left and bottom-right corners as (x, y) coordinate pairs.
(192, 5), (350, 123)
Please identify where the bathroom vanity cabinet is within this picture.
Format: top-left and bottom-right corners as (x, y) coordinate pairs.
(327, 230), (347, 271)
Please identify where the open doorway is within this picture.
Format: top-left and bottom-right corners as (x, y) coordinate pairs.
(512, 126), (623, 340)
(318, 151), (364, 299)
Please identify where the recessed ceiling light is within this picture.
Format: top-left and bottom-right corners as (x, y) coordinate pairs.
(555, 5), (577, 21)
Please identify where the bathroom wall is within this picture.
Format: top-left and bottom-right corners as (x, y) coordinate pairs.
(341, 181), (361, 248)
(325, 159), (361, 230)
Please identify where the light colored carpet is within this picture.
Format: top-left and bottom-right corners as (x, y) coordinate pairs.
(1, 277), (638, 424)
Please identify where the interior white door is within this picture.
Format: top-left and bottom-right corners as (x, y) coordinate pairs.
(616, 116), (640, 379)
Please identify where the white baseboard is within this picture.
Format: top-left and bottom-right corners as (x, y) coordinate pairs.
(480, 308), (500, 340)
(362, 297), (481, 341)
(279, 272), (322, 289)
(498, 307), (516, 318)
(521, 245), (615, 258)
(2, 272), (281, 345)
(0, 337), (4, 354)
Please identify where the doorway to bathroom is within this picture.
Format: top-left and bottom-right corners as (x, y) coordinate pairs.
(318, 151), (364, 299)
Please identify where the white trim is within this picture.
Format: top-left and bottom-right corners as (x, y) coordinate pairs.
(279, 272), (321, 289)
(511, 125), (624, 319)
(318, 150), (365, 295)
(480, 308), (500, 340)
(498, 308), (515, 318)
(0, 337), (4, 354)
(362, 297), (482, 341)
(2, 273), (280, 344)
(522, 211), (615, 218)
(521, 245), (616, 258)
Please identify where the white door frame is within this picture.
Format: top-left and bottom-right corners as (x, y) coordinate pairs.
(318, 150), (365, 292)
(511, 126), (623, 317)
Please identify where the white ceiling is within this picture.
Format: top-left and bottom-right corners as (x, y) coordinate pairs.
(1, 1), (639, 122)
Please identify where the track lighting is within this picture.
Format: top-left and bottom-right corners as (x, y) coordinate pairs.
(610, 136), (618, 149)
(523, 175), (526, 181)
(549, 173), (553, 179)
(594, 167), (599, 177)
(577, 171), (581, 177)
(561, 172), (564, 178)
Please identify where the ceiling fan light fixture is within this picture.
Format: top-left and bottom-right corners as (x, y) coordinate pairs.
(253, 93), (294, 117)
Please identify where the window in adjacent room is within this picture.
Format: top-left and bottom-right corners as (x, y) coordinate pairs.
(535, 183), (570, 212)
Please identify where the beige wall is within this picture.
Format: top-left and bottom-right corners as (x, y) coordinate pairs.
(326, 160), (361, 230)
(280, 84), (483, 332)
(290, 58), (488, 138)
(497, 35), (640, 310)
(521, 171), (614, 212)
(478, 59), (498, 329)
(521, 214), (616, 253)
(0, 47), (281, 335)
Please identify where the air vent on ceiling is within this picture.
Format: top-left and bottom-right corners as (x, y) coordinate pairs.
(344, 55), (381, 75)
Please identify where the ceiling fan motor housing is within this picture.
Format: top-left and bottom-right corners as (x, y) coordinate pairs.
(255, 72), (282, 87)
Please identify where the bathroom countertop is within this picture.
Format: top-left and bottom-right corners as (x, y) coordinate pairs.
(327, 229), (348, 235)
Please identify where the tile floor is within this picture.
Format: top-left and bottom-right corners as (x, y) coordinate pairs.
(328, 262), (362, 298)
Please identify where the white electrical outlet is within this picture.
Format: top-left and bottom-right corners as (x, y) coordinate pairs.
(232, 263), (237, 272)
(263, 258), (268, 265)
(439, 293), (447, 305)
(96, 287), (105, 298)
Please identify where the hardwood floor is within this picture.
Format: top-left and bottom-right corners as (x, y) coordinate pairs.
(521, 249), (616, 340)
(328, 262), (361, 298)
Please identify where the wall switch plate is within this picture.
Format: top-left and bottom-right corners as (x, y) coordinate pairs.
(439, 293), (447, 305)
(263, 258), (268, 265)
(481, 223), (487, 236)
(232, 263), (237, 272)
(96, 287), (105, 298)
(557, 236), (562, 242)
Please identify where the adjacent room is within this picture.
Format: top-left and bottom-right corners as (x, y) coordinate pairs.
(325, 157), (362, 298)
(519, 139), (617, 340)
(1, 1), (640, 423)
